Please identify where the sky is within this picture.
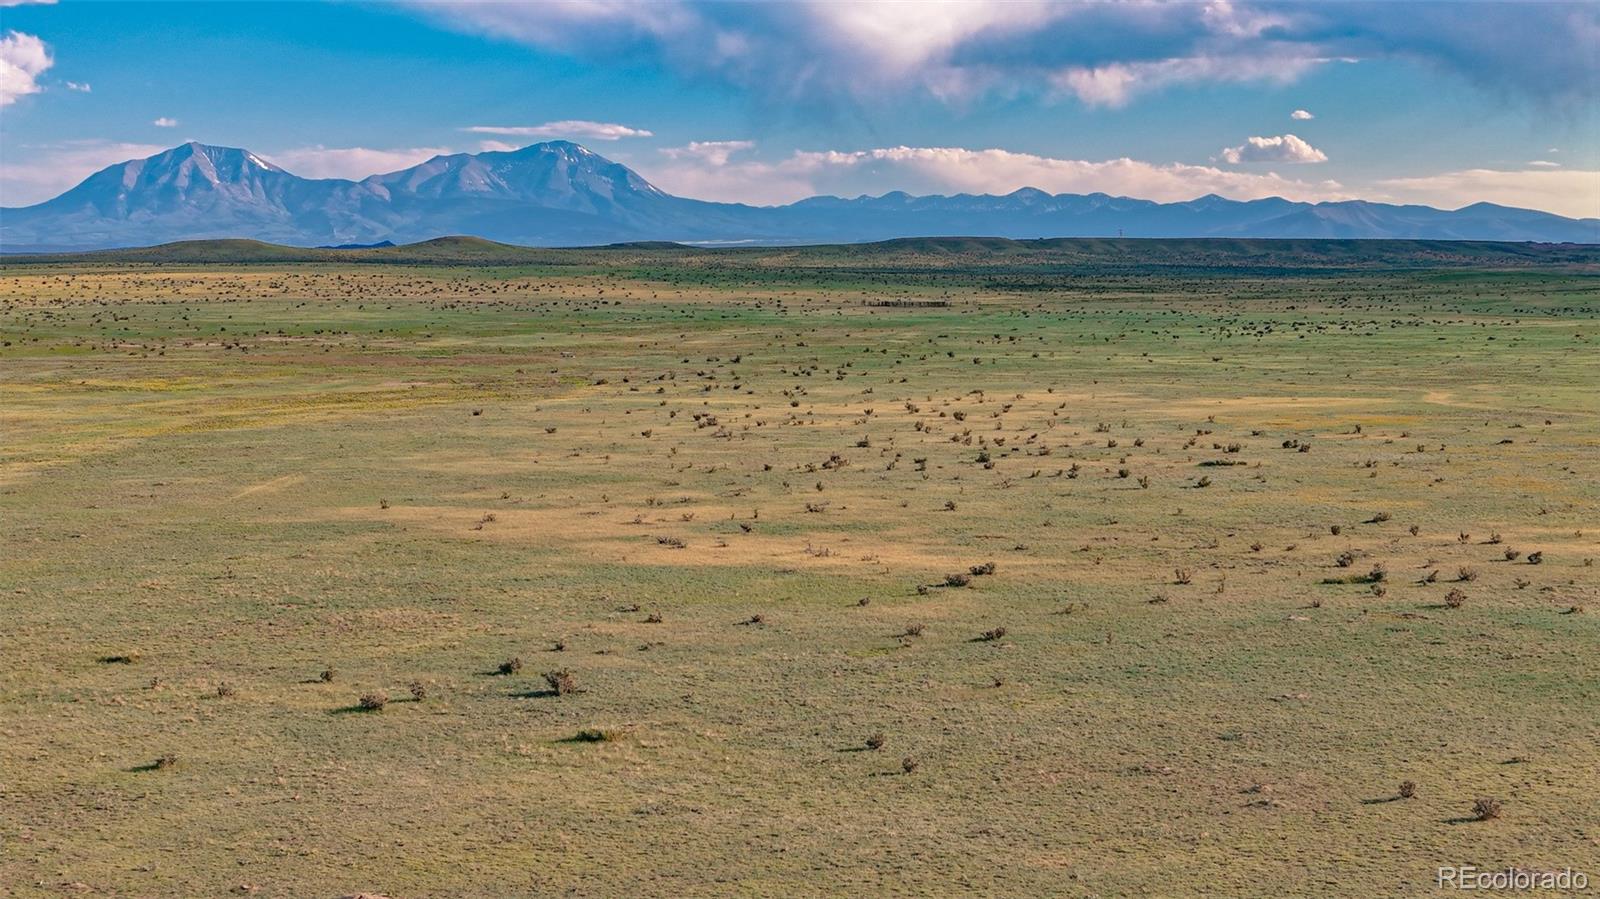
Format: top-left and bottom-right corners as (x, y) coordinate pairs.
(1, 0), (1596, 217)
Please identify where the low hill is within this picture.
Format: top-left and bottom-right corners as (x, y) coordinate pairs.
(5, 235), (1597, 272)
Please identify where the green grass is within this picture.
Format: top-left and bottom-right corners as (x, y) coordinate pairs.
(1, 252), (1596, 896)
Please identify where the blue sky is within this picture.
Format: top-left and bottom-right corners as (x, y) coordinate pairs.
(1, 0), (1595, 216)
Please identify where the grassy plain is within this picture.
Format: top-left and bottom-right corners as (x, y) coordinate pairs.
(2, 242), (1597, 896)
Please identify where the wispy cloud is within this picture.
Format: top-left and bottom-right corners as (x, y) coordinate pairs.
(1291, 109), (1313, 120)
(1051, 55), (1325, 109)
(152, 116), (178, 127)
(64, 80), (89, 92)
(463, 121), (653, 141)
(0, 30), (52, 106)
(659, 140), (754, 166)
(1219, 134), (1327, 164)
(260, 145), (453, 179)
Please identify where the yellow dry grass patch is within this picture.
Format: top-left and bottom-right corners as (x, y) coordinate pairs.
(232, 474), (306, 499)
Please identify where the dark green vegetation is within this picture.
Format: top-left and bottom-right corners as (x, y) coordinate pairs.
(1, 247), (1596, 896)
(8, 233), (1600, 269)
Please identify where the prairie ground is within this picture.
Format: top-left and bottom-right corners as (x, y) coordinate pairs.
(1, 250), (1597, 896)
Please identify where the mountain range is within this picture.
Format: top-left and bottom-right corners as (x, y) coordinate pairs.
(3, 140), (1595, 251)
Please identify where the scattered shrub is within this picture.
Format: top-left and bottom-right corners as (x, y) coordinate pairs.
(866, 732), (887, 751)
(573, 727), (628, 743)
(1398, 780), (1417, 799)
(358, 692), (388, 711)
(978, 627), (1007, 642)
(498, 657), (524, 676)
(543, 669), (576, 695)
(1473, 797), (1502, 821)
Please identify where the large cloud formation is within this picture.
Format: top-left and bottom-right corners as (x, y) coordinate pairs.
(409, 1), (1598, 110)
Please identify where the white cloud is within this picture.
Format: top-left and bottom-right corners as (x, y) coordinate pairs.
(640, 141), (809, 204)
(463, 121), (653, 141)
(0, 30), (52, 106)
(1219, 134), (1327, 164)
(260, 145), (453, 179)
(1528, 160), (1561, 168)
(636, 141), (1350, 207)
(0, 1), (59, 6)
(152, 117), (178, 127)
(1051, 55), (1323, 108)
(0, 140), (167, 206)
(1376, 169), (1600, 220)
(660, 140), (754, 166)
(1291, 108), (1313, 120)
(64, 80), (89, 92)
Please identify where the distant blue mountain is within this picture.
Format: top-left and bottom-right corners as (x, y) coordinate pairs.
(318, 240), (395, 249)
(3, 140), (1594, 250)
